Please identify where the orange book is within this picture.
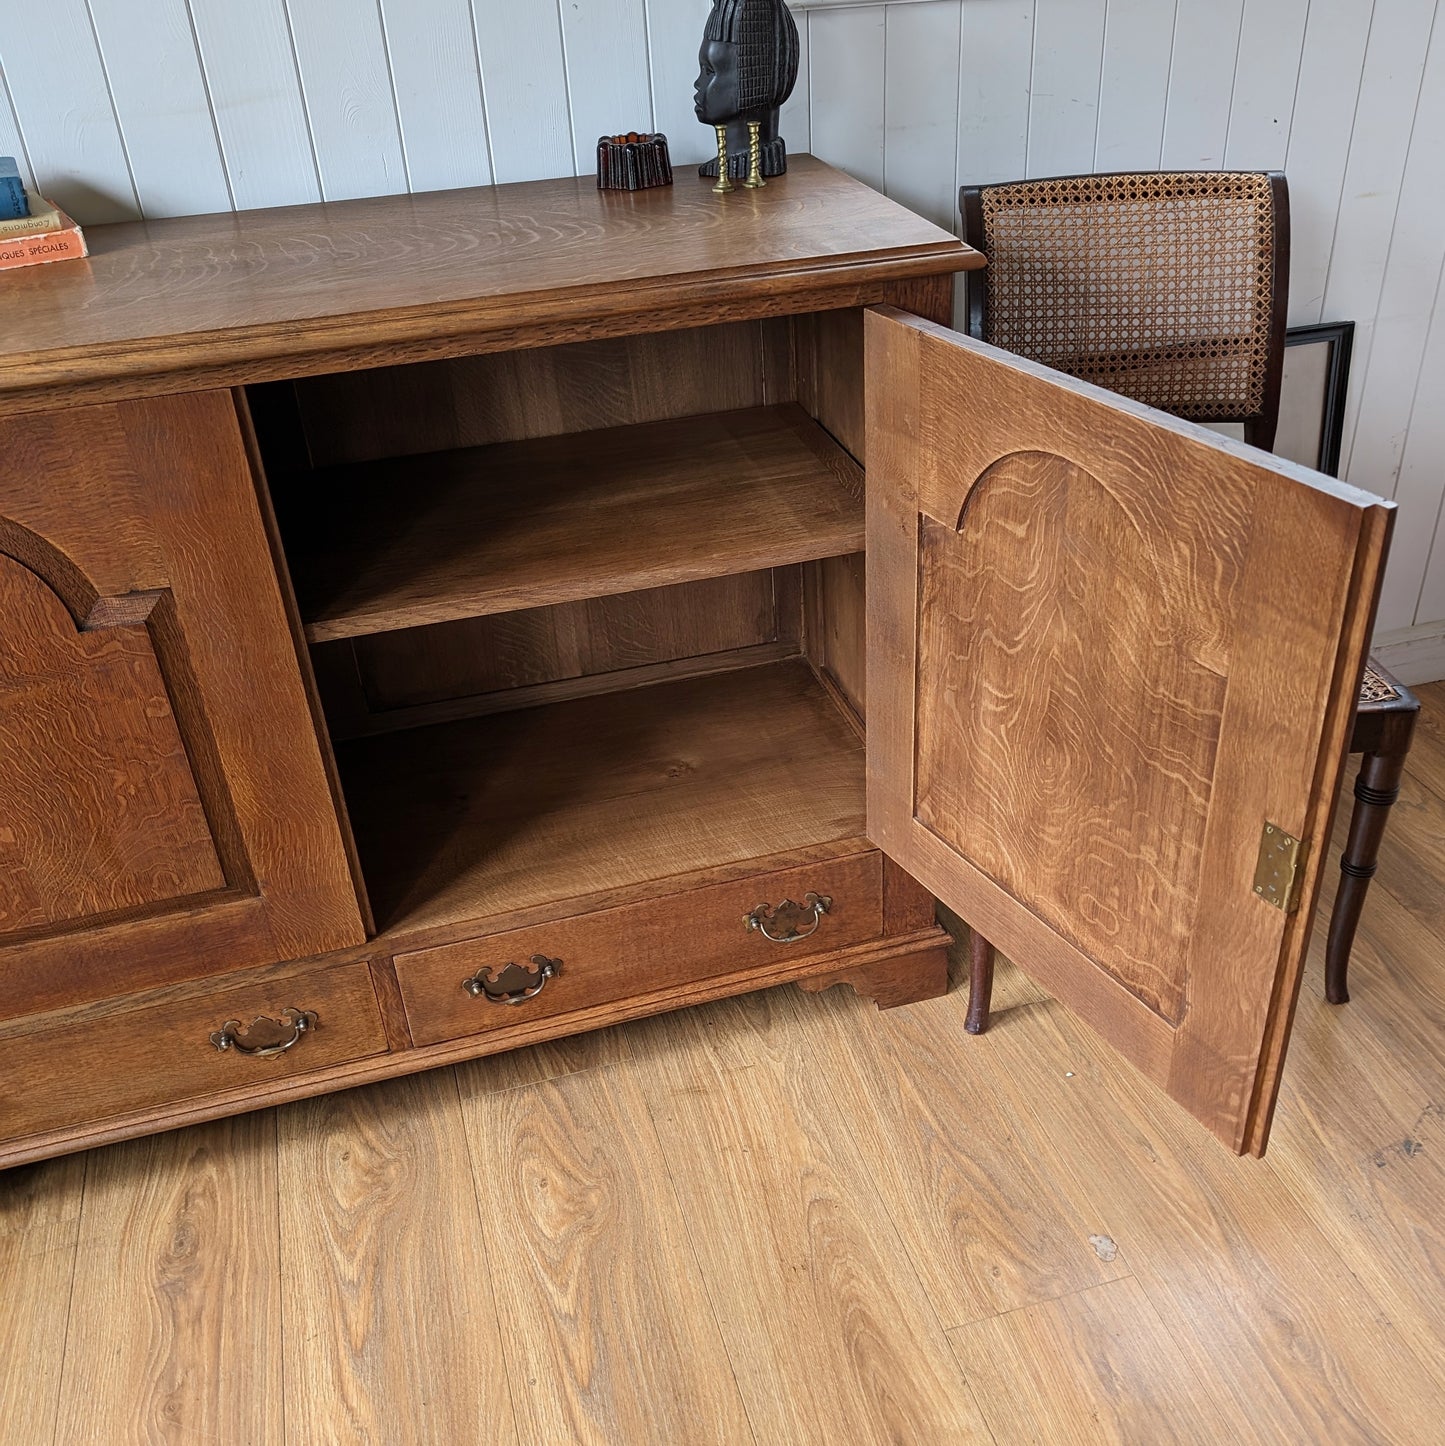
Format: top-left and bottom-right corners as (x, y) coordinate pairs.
(0, 207), (87, 271)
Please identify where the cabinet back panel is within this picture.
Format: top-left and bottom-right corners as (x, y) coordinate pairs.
(292, 319), (795, 467)
(314, 569), (796, 738)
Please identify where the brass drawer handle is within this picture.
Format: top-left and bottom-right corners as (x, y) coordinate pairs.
(745, 892), (832, 943)
(210, 1008), (317, 1058)
(462, 955), (560, 1005)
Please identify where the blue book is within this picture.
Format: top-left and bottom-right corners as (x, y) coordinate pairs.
(0, 157), (30, 220)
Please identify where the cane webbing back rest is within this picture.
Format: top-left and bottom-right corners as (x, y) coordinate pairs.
(959, 171), (1290, 448)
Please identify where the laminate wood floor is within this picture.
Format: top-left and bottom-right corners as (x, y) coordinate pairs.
(5, 684), (1443, 1444)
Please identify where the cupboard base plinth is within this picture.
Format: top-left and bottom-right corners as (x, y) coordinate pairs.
(0, 919), (946, 1170)
(797, 934), (950, 1009)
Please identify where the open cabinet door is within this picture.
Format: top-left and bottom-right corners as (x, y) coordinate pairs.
(865, 308), (1393, 1156)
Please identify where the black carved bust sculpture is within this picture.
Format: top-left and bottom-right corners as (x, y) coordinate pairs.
(694, 0), (800, 183)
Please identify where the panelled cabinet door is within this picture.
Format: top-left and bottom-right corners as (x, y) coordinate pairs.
(864, 308), (1392, 1155)
(0, 392), (366, 1016)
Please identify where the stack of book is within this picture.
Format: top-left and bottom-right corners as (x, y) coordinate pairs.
(0, 156), (87, 272)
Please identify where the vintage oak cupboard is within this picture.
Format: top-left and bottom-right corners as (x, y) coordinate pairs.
(0, 160), (1389, 1168)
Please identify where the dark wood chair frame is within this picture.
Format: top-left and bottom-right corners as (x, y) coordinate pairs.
(955, 169), (1411, 1032)
(1326, 664), (1420, 1003)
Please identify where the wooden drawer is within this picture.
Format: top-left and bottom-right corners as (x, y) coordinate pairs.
(0, 963), (387, 1145)
(395, 852), (884, 1047)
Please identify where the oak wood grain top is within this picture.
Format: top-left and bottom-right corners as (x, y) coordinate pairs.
(0, 158), (976, 406)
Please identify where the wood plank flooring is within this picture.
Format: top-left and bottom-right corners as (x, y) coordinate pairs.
(3, 682), (1443, 1444)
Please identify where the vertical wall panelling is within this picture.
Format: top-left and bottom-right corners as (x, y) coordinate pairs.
(1093, 0), (1174, 172)
(1283, 0), (1375, 324)
(883, 1), (961, 230)
(286, 0), (408, 200)
(1351, 17), (1445, 631)
(380, 0), (492, 192)
(188, 0), (321, 210)
(86, 0), (233, 217)
(0, 80), (35, 191)
(956, 0), (1034, 188)
(0, 4), (139, 222)
(779, 7), (812, 160)
(1159, 0), (1244, 170)
(1380, 259), (1445, 630)
(1419, 543), (1445, 640)
(1025, 0), (1106, 178)
(647, 0), (715, 169)
(1222, 0), (1309, 170)
(557, 0), (655, 176)
(471, 0), (575, 184)
(1414, 303), (1445, 623)
(809, 5), (886, 192)
(1344, 16), (1445, 480)
(1321, 0), (1437, 478)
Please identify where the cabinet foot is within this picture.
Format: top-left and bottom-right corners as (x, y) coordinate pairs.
(965, 929), (995, 1034)
(797, 945), (949, 1010)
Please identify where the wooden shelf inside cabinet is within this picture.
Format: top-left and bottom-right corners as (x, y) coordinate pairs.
(336, 659), (868, 937)
(290, 403), (864, 643)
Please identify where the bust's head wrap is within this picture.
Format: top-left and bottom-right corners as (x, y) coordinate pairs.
(702, 0), (800, 112)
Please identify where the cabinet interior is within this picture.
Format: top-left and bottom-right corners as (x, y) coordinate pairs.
(249, 310), (871, 937)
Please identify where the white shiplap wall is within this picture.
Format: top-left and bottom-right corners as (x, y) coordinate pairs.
(2, 0), (1443, 679)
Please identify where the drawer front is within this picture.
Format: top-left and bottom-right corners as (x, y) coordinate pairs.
(396, 852), (884, 1047)
(0, 963), (387, 1145)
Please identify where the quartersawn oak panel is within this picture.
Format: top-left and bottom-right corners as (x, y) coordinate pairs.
(915, 449), (1236, 1022)
(865, 307), (1391, 1153)
(0, 555), (224, 938)
(290, 404), (863, 642)
(0, 393), (365, 1015)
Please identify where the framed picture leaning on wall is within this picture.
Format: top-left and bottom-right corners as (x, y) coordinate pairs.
(1277, 322), (1355, 478)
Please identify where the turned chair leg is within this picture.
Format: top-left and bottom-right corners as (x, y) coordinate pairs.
(965, 929), (995, 1034)
(1326, 746), (1409, 1005)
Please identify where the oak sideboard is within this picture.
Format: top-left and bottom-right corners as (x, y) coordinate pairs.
(0, 158), (1390, 1167)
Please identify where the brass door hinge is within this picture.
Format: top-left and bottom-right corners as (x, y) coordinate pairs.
(1254, 823), (1308, 912)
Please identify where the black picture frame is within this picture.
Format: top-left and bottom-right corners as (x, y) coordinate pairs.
(1280, 321), (1354, 478)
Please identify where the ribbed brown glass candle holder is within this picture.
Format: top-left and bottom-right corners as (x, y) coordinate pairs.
(596, 133), (673, 190)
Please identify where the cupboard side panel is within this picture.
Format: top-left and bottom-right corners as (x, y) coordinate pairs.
(236, 391), (376, 935)
(795, 307), (870, 722)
